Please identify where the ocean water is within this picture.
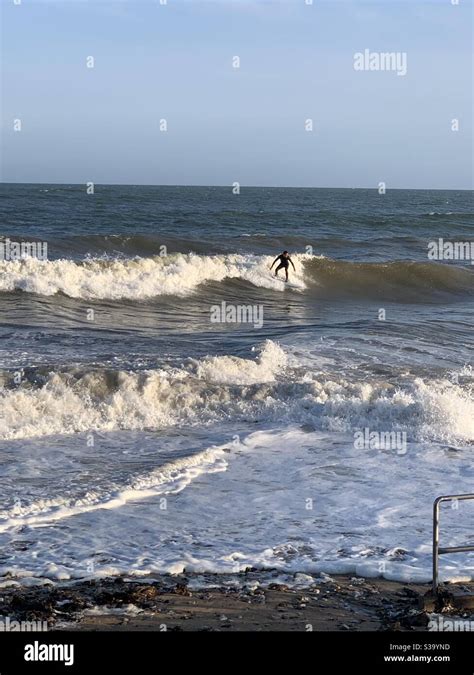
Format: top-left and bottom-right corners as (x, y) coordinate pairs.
(0, 184), (473, 586)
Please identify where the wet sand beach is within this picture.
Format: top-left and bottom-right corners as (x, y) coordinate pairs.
(1, 574), (473, 633)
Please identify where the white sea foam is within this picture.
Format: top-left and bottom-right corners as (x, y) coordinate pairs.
(1, 427), (472, 585)
(0, 253), (311, 299)
(1, 344), (473, 586)
(193, 340), (288, 384)
(0, 443), (229, 532)
(1, 341), (473, 444)
(0, 341), (287, 440)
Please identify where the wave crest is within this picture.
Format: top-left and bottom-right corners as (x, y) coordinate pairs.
(0, 253), (309, 299)
(1, 253), (472, 301)
(1, 341), (472, 445)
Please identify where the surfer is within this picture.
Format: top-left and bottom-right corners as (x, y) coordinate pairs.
(270, 251), (295, 282)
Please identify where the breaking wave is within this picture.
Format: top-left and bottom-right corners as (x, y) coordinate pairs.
(0, 253), (472, 301)
(1, 341), (472, 444)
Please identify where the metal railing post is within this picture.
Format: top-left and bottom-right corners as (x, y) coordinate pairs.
(432, 497), (440, 596)
(432, 493), (474, 597)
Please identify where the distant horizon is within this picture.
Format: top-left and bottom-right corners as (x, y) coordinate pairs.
(1, 181), (473, 192)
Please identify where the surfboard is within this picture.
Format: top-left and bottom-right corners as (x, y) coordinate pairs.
(270, 274), (300, 289)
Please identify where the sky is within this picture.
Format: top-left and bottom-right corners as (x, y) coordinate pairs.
(1, 0), (472, 189)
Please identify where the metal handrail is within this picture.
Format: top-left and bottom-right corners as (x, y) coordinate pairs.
(432, 493), (474, 595)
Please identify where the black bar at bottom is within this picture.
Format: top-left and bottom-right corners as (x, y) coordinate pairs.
(0, 630), (472, 674)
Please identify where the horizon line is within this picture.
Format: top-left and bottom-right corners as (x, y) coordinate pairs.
(0, 181), (473, 192)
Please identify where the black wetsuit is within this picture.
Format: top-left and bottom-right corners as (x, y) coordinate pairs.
(275, 254), (291, 272)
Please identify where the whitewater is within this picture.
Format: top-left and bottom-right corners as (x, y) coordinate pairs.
(0, 253), (309, 298)
(0, 252), (473, 300)
(1, 338), (473, 586)
(0, 184), (472, 588)
(1, 340), (473, 443)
